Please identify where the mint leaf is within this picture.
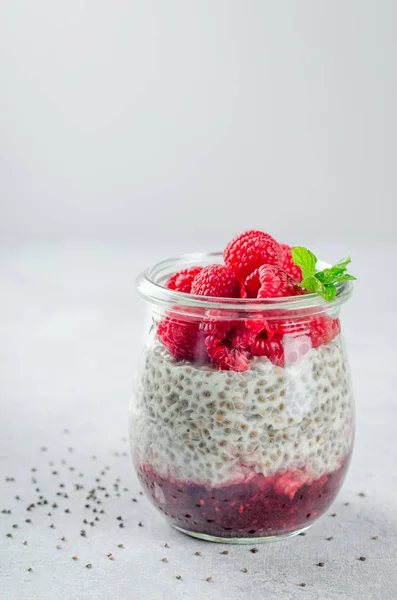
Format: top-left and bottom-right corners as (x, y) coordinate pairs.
(333, 256), (351, 270)
(322, 285), (337, 302)
(300, 276), (325, 294)
(332, 273), (357, 283)
(293, 247), (356, 301)
(291, 247), (317, 279)
(316, 266), (348, 284)
(315, 269), (337, 284)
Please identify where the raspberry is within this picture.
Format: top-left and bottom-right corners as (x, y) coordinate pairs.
(157, 317), (207, 362)
(280, 244), (303, 282)
(309, 316), (340, 348)
(266, 318), (309, 338)
(206, 344), (249, 372)
(250, 331), (312, 367)
(203, 320), (263, 372)
(250, 334), (285, 367)
(264, 315), (340, 350)
(166, 267), (203, 293)
(224, 230), (283, 281)
(191, 265), (242, 298)
(245, 265), (303, 299)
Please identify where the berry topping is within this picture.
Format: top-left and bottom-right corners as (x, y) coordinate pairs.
(157, 317), (206, 362)
(166, 267), (203, 293)
(224, 230), (283, 281)
(155, 230), (353, 369)
(245, 265), (303, 299)
(191, 265), (242, 298)
(280, 244), (303, 282)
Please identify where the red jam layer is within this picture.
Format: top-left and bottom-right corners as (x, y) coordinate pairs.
(137, 456), (351, 538)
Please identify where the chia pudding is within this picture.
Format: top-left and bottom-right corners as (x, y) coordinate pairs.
(132, 231), (355, 541)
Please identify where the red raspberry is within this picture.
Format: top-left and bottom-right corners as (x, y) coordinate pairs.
(251, 331), (312, 367)
(280, 244), (303, 282)
(191, 265), (243, 298)
(157, 317), (207, 362)
(251, 334), (285, 367)
(203, 320), (265, 372)
(206, 344), (249, 372)
(166, 267), (203, 293)
(309, 316), (340, 348)
(262, 315), (340, 350)
(266, 316), (311, 338)
(245, 265), (303, 299)
(224, 230), (283, 281)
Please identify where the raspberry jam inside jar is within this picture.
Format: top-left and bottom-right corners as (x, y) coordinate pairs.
(131, 252), (354, 543)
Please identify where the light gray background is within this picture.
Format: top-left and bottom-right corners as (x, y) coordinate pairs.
(1, 0), (396, 244)
(1, 2), (396, 599)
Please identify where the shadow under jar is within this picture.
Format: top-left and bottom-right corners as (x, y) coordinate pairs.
(131, 252), (355, 543)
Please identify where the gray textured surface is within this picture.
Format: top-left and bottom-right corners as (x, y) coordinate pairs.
(0, 242), (396, 600)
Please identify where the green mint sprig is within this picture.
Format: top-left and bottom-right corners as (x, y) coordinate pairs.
(291, 247), (356, 302)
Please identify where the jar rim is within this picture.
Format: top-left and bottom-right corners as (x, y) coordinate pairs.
(136, 251), (353, 313)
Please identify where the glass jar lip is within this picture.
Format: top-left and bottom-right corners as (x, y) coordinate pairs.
(136, 251), (353, 313)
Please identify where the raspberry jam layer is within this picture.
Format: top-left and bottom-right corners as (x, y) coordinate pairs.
(137, 456), (351, 538)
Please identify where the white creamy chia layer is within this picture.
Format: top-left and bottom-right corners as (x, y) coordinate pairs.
(131, 336), (354, 486)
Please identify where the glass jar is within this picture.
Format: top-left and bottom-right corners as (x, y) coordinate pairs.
(131, 252), (354, 543)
